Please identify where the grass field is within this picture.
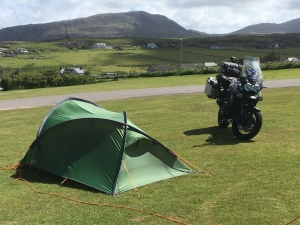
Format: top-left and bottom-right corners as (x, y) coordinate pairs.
(1, 37), (300, 76)
(1, 81), (300, 224)
(0, 67), (299, 101)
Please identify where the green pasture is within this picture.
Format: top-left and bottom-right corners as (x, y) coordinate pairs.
(1, 37), (300, 76)
(180, 46), (300, 63)
(1, 38), (135, 52)
(1, 85), (300, 225)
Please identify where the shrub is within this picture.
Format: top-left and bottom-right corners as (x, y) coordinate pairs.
(1, 60), (299, 91)
(1, 72), (98, 91)
(22, 74), (39, 89)
(260, 61), (300, 70)
(1, 76), (12, 91)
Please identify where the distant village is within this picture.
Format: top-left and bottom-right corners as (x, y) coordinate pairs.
(1, 41), (299, 76)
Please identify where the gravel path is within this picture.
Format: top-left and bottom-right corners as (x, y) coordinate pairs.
(0, 78), (299, 110)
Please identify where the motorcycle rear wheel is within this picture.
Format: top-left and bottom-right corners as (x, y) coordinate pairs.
(232, 111), (262, 140)
(218, 109), (229, 128)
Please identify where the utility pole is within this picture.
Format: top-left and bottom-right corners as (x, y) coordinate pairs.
(180, 39), (182, 69)
(193, 54), (195, 68)
(89, 53), (91, 72)
(65, 23), (68, 38)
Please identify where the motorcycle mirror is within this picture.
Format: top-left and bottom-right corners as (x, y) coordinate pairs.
(230, 56), (237, 63)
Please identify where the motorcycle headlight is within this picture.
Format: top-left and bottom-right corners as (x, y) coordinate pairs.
(244, 83), (254, 92)
(254, 84), (261, 92)
(244, 83), (261, 92)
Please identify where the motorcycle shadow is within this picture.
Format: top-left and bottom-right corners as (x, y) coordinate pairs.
(184, 126), (254, 146)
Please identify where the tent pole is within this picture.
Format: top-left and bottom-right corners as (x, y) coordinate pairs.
(112, 110), (128, 196)
(60, 178), (68, 186)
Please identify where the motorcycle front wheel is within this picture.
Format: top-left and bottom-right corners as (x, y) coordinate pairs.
(232, 111), (262, 140)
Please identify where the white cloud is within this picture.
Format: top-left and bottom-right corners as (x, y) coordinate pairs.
(0, 0), (299, 34)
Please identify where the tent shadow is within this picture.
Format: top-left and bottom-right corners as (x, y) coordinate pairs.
(184, 126), (254, 146)
(10, 166), (103, 194)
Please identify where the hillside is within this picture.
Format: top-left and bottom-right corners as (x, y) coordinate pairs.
(230, 18), (300, 34)
(0, 11), (206, 42)
(0, 10), (299, 42)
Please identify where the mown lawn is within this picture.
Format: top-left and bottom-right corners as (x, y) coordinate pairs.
(0, 68), (299, 101)
(1, 85), (300, 225)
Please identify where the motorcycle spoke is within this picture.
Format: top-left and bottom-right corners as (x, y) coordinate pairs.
(238, 114), (256, 134)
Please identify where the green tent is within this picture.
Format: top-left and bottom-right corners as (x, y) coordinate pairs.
(20, 97), (195, 195)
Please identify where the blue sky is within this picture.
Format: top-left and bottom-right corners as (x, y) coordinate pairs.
(0, 0), (300, 34)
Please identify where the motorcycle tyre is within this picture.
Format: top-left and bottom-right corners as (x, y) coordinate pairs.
(218, 109), (229, 128)
(232, 111), (262, 140)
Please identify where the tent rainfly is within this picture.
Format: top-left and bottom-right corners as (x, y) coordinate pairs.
(20, 97), (195, 195)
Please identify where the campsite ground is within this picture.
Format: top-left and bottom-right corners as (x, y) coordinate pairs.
(0, 78), (299, 110)
(1, 73), (300, 225)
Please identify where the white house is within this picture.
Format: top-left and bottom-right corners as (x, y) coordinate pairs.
(204, 62), (218, 68)
(147, 43), (157, 49)
(91, 43), (106, 49)
(211, 45), (225, 50)
(285, 57), (299, 62)
(16, 48), (29, 54)
(267, 43), (280, 48)
(60, 67), (85, 75)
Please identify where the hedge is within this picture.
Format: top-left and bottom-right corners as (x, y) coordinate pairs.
(1, 74), (97, 91)
(1, 61), (299, 91)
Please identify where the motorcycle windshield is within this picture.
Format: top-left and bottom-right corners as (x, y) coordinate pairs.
(241, 55), (263, 84)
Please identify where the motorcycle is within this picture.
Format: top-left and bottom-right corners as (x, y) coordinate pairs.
(204, 55), (265, 140)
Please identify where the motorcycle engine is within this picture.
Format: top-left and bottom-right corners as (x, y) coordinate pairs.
(217, 90), (231, 116)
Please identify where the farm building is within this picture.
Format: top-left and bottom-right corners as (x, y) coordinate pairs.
(91, 43), (106, 49)
(3, 53), (14, 57)
(285, 57), (299, 62)
(60, 67), (85, 75)
(177, 63), (204, 69)
(16, 48), (29, 54)
(147, 64), (173, 72)
(147, 43), (157, 49)
(211, 45), (225, 50)
(268, 43), (280, 48)
(203, 62), (218, 68)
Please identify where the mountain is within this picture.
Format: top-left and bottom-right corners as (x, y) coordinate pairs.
(1, 11), (299, 42)
(230, 18), (300, 35)
(0, 11), (207, 42)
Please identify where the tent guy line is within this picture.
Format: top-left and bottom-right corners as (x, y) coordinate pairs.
(10, 178), (192, 225)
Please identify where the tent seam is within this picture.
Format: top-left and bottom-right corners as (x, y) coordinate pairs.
(112, 110), (128, 196)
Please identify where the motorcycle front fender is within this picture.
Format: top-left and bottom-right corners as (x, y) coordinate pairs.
(234, 105), (261, 122)
(249, 105), (261, 113)
(235, 105), (260, 119)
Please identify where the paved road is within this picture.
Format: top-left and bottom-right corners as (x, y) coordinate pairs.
(0, 78), (299, 110)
